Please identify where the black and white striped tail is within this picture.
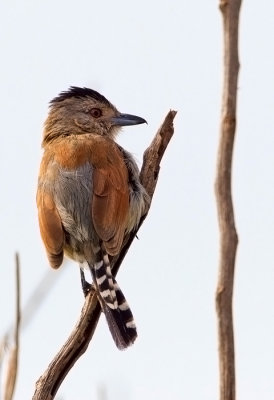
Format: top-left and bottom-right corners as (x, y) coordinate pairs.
(88, 250), (137, 350)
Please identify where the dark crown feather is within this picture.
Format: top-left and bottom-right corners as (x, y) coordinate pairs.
(50, 86), (112, 107)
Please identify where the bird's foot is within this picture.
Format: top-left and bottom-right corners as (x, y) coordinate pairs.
(80, 268), (94, 297)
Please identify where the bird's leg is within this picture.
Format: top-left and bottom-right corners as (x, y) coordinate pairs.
(80, 268), (94, 297)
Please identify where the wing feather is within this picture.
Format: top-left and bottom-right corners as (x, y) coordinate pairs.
(37, 191), (64, 268)
(91, 145), (129, 256)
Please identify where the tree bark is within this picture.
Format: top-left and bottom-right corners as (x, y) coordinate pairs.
(215, 1), (242, 400)
(32, 110), (177, 400)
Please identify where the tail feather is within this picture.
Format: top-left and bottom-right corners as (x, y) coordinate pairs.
(88, 250), (137, 349)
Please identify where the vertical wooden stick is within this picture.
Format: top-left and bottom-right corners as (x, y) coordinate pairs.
(2, 253), (21, 400)
(215, 1), (242, 400)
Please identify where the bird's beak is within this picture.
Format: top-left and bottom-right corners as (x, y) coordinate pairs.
(111, 113), (147, 126)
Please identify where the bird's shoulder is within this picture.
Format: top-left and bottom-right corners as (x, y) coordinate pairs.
(42, 134), (124, 170)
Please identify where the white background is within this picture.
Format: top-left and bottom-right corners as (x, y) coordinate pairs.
(1, 1), (274, 399)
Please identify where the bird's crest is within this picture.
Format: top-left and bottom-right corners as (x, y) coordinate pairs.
(50, 86), (111, 107)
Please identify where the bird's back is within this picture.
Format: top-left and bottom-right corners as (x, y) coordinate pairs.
(38, 134), (130, 264)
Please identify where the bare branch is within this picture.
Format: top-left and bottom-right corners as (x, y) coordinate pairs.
(0, 264), (64, 400)
(2, 253), (21, 400)
(215, 1), (242, 400)
(32, 110), (177, 400)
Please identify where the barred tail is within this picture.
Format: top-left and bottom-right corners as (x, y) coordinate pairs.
(88, 250), (137, 350)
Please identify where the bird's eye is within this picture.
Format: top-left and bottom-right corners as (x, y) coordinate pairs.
(90, 108), (102, 118)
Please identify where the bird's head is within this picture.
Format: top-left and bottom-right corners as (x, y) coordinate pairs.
(42, 86), (146, 145)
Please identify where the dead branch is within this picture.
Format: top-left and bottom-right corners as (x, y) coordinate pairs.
(215, 1), (242, 400)
(32, 110), (177, 400)
(2, 253), (21, 400)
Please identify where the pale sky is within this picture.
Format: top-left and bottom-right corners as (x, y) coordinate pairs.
(1, 1), (274, 399)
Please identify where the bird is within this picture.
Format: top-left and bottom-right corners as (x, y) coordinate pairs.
(37, 86), (150, 349)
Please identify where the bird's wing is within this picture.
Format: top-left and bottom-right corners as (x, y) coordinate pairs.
(37, 190), (64, 268)
(91, 143), (129, 256)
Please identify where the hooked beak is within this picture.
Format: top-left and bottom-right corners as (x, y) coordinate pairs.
(111, 113), (147, 127)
